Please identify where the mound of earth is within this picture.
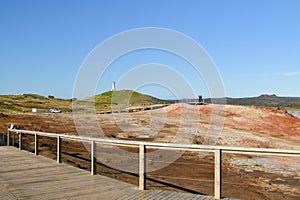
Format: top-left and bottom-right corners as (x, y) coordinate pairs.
(161, 103), (300, 148)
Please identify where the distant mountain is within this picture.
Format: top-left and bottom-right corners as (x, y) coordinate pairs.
(205, 94), (300, 108)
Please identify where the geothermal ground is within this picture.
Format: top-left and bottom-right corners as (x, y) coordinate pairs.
(0, 103), (299, 199)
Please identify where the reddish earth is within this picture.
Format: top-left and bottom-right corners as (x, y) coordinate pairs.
(165, 104), (300, 147)
(0, 103), (299, 199)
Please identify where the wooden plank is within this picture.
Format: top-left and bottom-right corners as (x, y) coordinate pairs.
(0, 185), (17, 200)
(144, 190), (170, 199)
(57, 136), (61, 163)
(18, 132), (22, 150)
(139, 144), (146, 190)
(34, 133), (38, 155)
(157, 190), (182, 199)
(214, 149), (222, 199)
(21, 178), (114, 199)
(119, 191), (148, 200)
(112, 189), (139, 200)
(91, 140), (97, 175)
(7, 130), (10, 146)
(120, 191), (146, 200)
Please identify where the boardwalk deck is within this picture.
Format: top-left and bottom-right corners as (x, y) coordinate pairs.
(0, 146), (229, 200)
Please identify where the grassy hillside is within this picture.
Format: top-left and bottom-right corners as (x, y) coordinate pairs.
(0, 94), (72, 113)
(88, 90), (165, 106)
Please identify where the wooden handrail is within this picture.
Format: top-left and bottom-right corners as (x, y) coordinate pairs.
(8, 128), (300, 155)
(7, 127), (300, 199)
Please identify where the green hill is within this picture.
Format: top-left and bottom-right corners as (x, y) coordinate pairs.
(88, 90), (165, 105)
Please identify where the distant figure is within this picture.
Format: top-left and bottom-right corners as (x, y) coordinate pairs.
(111, 82), (116, 91)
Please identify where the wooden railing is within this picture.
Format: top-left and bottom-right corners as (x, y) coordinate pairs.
(7, 126), (300, 199)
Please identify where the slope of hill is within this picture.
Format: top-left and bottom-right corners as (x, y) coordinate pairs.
(0, 94), (72, 113)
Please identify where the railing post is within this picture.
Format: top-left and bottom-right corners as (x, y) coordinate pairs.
(19, 132), (22, 150)
(139, 144), (146, 190)
(57, 136), (61, 163)
(7, 130), (10, 146)
(91, 140), (97, 175)
(34, 133), (39, 155)
(214, 149), (222, 199)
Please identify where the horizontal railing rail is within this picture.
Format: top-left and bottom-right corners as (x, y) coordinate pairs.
(7, 127), (300, 199)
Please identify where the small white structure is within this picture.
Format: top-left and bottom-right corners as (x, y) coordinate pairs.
(32, 108), (37, 113)
(111, 82), (116, 91)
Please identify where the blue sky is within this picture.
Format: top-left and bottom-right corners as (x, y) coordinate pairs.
(1, 0), (300, 99)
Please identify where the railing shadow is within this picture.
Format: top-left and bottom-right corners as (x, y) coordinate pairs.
(98, 160), (207, 195)
(74, 152), (205, 195)
(62, 151), (206, 195)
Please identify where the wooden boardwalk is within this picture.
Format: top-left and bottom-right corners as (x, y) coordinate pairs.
(0, 146), (224, 200)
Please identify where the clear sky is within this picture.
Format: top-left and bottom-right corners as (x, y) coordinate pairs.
(1, 0), (299, 99)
